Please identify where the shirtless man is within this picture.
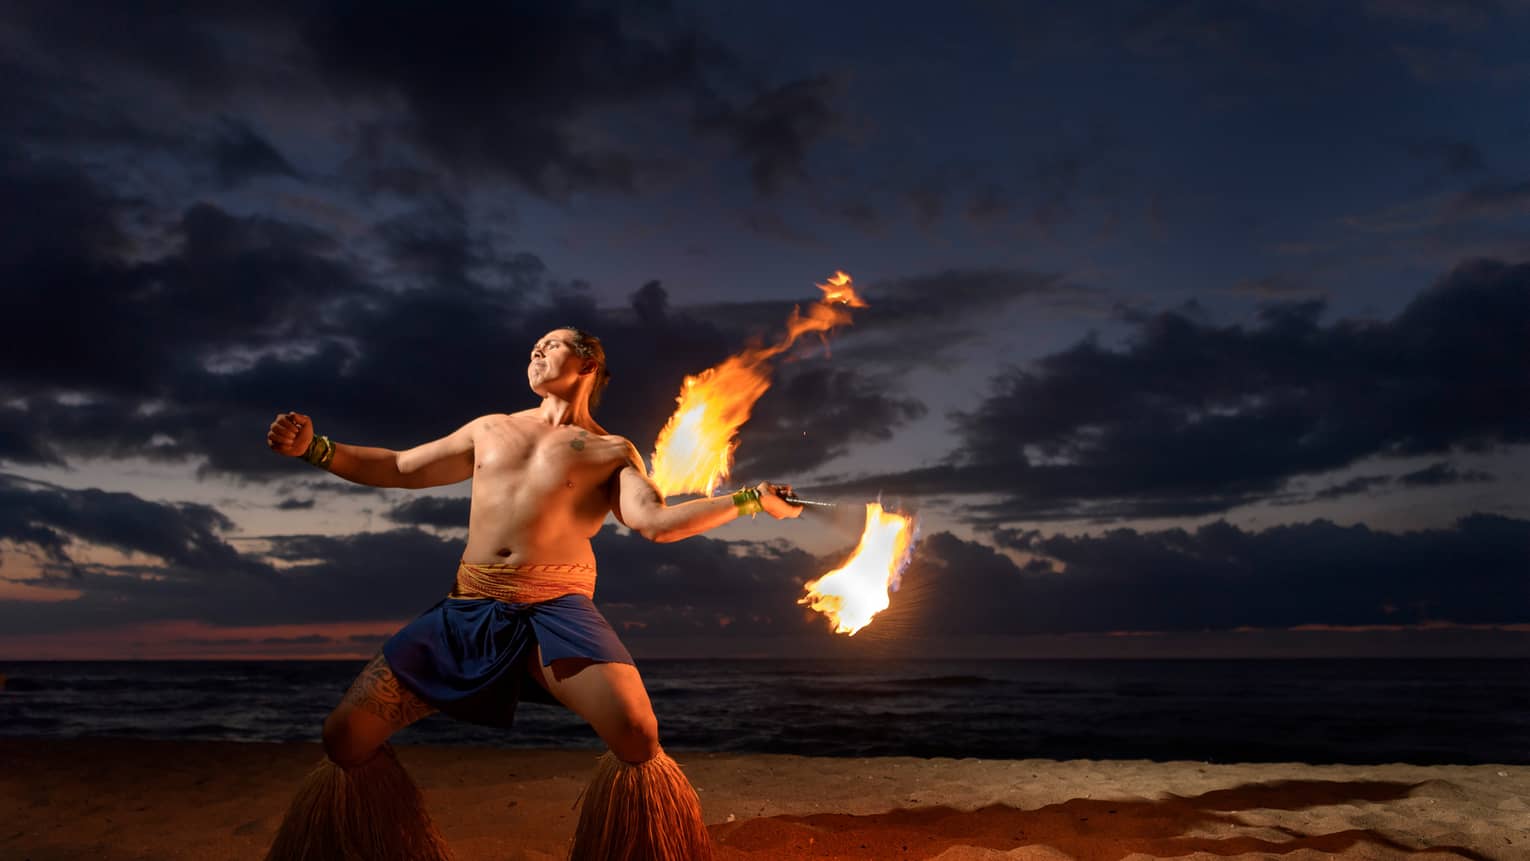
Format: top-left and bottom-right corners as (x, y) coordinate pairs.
(261, 327), (800, 861)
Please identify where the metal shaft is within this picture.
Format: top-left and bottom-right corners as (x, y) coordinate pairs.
(782, 494), (838, 508)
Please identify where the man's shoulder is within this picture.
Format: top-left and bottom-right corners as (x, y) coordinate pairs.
(596, 430), (645, 468)
(582, 418), (626, 441)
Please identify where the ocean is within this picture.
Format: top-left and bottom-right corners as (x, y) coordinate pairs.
(2, 658), (1527, 765)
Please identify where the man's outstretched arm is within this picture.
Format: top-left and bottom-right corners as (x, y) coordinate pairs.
(609, 444), (801, 543)
(266, 411), (477, 489)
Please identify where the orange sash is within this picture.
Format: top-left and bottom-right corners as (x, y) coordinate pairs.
(450, 560), (597, 604)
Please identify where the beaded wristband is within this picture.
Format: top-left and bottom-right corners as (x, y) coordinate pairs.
(732, 486), (764, 518)
(301, 434), (336, 469)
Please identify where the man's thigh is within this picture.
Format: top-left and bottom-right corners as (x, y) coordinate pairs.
(337, 652), (437, 730)
(526, 647), (654, 733)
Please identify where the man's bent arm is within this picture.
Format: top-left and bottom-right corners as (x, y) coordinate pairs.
(612, 458), (796, 542)
(325, 420), (477, 489)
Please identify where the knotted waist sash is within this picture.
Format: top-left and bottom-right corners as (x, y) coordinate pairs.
(450, 560), (596, 604)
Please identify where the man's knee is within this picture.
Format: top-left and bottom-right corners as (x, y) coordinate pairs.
(322, 709), (382, 768)
(609, 708), (661, 763)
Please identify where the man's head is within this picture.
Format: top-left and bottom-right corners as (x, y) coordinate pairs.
(528, 327), (611, 410)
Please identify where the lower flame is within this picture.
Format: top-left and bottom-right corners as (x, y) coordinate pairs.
(799, 502), (916, 635)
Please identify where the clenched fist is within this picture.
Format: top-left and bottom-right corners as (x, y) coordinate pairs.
(267, 411), (314, 457)
(756, 482), (804, 520)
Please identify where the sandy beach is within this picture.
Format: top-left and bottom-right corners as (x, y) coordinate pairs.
(2, 738), (1525, 860)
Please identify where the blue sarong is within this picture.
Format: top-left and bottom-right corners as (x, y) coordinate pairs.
(382, 593), (634, 728)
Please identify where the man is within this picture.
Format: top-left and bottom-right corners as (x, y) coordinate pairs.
(262, 327), (801, 861)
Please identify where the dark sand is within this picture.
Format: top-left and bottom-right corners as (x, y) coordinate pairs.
(3, 739), (1525, 859)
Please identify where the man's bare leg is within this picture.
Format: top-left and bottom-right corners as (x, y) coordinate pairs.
(265, 652), (452, 861)
(526, 646), (660, 763)
(528, 646), (712, 860)
(324, 652), (437, 766)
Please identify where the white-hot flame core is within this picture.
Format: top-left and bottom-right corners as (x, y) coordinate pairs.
(799, 502), (915, 635)
(649, 357), (771, 498)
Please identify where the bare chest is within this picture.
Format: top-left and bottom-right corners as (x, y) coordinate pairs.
(473, 417), (613, 487)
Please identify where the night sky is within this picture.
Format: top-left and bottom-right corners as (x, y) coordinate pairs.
(3, 1), (1528, 660)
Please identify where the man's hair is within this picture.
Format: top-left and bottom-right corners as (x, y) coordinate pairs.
(564, 327), (611, 410)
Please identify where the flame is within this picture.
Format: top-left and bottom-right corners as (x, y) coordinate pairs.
(799, 502), (916, 635)
(650, 271), (866, 498)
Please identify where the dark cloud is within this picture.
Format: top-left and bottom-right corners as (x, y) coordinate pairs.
(986, 514), (1530, 633)
(733, 366), (927, 480)
(275, 497), (316, 510)
(301, 3), (706, 194)
(286, 478), (386, 497)
(1267, 462), (1494, 506)
(854, 515), (1530, 639)
(1399, 461), (1495, 486)
(385, 496), (470, 529)
(0, 474), (247, 573)
(372, 198), (547, 293)
(0, 154), (371, 403)
(696, 76), (840, 195)
(1312, 474), (1393, 501)
(820, 259), (1530, 521)
(0, 403), (64, 466)
(0, 168), (781, 478)
(0, 3), (868, 480)
(205, 118), (300, 188)
(0, 497), (459, 635)
(298, 3), (838, 200)
(0, 154), (420, 476)
(5, 1), (844, 204)
(6, 0), (255, 101)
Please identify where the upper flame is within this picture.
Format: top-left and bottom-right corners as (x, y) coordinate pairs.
(817, 270), (867, 308)
(650, 271), (866, 498)
(799, 502), (916, 636)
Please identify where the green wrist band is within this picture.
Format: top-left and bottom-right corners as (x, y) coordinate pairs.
(732, 486), (763, 518)
(301, 434), (336, 469)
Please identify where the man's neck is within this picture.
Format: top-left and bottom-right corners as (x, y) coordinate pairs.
(535, 394), (588, 428)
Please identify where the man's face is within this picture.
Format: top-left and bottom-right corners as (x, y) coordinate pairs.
(528, 329), (584, 393)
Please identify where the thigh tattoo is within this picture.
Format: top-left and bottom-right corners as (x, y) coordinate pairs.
(342, 653), (436, 728)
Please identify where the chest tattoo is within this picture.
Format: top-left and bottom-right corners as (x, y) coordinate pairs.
(570, 430), (588, 451)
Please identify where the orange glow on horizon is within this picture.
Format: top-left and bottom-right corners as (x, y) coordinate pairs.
(0, 619), (403, 661)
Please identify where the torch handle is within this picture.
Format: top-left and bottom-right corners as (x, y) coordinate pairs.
(782, 494), (838, 508)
